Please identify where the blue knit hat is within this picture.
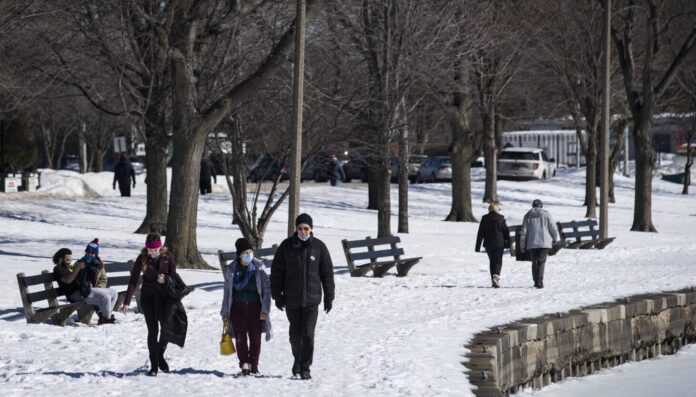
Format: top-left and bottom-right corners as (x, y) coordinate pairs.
(85, 238), (99, 256)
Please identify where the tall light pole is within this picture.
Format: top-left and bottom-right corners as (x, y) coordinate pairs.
(288, 0), (306, 237)
(600, 0), (611, 239)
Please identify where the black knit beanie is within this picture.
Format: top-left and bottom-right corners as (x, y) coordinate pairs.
(235, 238), (254, 256)
(295, 213), (313, 229)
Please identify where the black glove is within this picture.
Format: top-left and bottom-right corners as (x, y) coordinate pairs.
(324, 299), (332, 314)
(112, 183), (116, 190)
(132, 182), (136, 188)
(275, 297), (285, 311)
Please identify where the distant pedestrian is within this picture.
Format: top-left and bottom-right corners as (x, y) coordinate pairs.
(270, 213), (335, 380)
(475, 202), (511, 288)
(200, 156), (217, 195)
(113, 153), (136, 197)
(326, 155), (345, 187)
(220, 238), (273, 376)
(520, 199), (559, 289)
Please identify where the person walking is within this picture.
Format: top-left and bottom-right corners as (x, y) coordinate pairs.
(200, 156), (217, 195)
(220, 238), (273, 376)
(475, 202), (511, 288)
(270, 213), (335, 380)
(113, 153), (136, 197)
(520, 199), (559, 289)
(121, 233), (179, 376)
(326, 155), (345, 187)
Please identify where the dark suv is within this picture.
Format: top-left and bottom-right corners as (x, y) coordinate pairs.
(247, 155), (289, 182)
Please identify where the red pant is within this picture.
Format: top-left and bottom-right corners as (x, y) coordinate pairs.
(230, 300), (263, 367)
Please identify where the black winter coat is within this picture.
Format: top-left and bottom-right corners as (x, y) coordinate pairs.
(270, 234), (335, 310)
(475, 212), (511, 251)
(113, 160), (136, 187)
(199, 159), (217, 188)
(158, 273), (190, 348)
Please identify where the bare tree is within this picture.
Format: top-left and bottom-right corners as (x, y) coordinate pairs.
(611, 0), (696, 232)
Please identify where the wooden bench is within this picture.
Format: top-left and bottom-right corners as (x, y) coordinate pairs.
(341, 235), (421, 277)
(510, 224), (567, 261)
(217, 244), (279, 274)
(16, 261), (142, 326)
(557, 219), (615, 249)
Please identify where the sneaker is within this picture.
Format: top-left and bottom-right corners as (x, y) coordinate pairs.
(491, 275), (500, 288)
(300, 370), (312, 380)
(242, 363), (251, 376)
(147, 368), (158, 377)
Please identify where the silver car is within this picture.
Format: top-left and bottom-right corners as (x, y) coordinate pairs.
(417, 156), (452, 183)
(391, 154), (428, 183)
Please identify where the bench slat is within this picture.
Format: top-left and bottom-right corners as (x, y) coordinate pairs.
(562, 230), (597, 238)
(105, 261), (134, 272)
(350, 248), (404, 261)
(21, 273), (54, 286)
(558, 220), (598, 228)
(27, 289), (60, 303)
(344, 236), (401, 249)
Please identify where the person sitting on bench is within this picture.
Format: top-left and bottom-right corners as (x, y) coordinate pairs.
(52, 243), (118, 325)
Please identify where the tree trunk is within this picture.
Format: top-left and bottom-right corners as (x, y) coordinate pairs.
(367, 160), (378, 210)
(397, 127), (409, 233)
(135, 123), (169, 235)
(684, 142), (693, 195)
(445, 97), (477, 222)
(376, 138), (391, 238)
(584, 133), (597, 218)
(482, 110), (497, 203)
(631, 129), (657, 232)
(608, 122), (626, 203)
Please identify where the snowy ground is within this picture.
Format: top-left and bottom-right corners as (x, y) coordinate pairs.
(0, 168), (695, 397)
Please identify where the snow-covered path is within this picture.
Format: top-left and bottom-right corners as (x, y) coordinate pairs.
(0, 168), (694, 396)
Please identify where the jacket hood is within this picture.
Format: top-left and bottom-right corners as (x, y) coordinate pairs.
(527, 208), (547, 219)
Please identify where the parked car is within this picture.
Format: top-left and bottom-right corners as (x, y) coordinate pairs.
(301, 153), (348, 182)
(130, 157), (146, 175)
(247, 155), (289, 182)
(61, 155), (81, 172)
(343, 158), (369, 182)
(416, 156), (452, 183)
(497, 147), (556, 180)
(390, 154), (428, 183)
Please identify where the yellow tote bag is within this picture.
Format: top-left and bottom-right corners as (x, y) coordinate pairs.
(220, 321), (235, 356)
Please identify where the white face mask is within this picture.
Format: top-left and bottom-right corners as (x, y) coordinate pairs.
(240, 253), (253, 265)
(298, 234), (310, 242)
(147, 248), (160, 258)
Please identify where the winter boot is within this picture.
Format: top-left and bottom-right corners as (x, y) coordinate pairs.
(292, 361), (301, 376)
(300, 370), (312, 380)
(158, 347), (169, 373)
(491, 274), (500, 288)
(147, 355), (158, 376)
(251, 365), (259, 375)
(242, 363), (251, 376)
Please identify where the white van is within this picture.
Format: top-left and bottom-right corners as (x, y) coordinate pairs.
(497, 147), (556, 180)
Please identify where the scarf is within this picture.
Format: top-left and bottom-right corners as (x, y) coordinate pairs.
(233, 260), (257, 291)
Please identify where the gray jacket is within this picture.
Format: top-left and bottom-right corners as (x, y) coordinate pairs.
(220, 258), (272, 341)
(520, 208), (559, 250)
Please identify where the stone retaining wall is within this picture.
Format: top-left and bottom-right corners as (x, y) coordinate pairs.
(465, 288), (696, 396)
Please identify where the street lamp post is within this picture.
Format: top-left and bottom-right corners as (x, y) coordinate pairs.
(600, 0), (611, 239)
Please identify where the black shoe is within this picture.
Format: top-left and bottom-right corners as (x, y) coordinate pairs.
(292, 362), (300, 376)
(251, 365), (259, 375)
(158, 348), (169, 373)
(147, 368), (158, 377)
(300, 370), (312, 380)
(98, 315), (117, 325)
(242, 363), (251, 376)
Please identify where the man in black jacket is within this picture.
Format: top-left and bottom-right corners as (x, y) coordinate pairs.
(113, 154), (136, 197)
(270, 213), (335, 380)
(475, 202), (511, 288)
(199, 156), (217, 195)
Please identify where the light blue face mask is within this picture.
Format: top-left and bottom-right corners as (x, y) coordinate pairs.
(240, 253), (254, 265)
(298, 234), (310, 242)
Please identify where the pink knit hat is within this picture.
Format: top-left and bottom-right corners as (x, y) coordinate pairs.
(145, 239), (162, 249)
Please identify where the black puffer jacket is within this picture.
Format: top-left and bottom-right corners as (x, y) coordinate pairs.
(270, 234), (335, 310)
(475, 212), (511, 251)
